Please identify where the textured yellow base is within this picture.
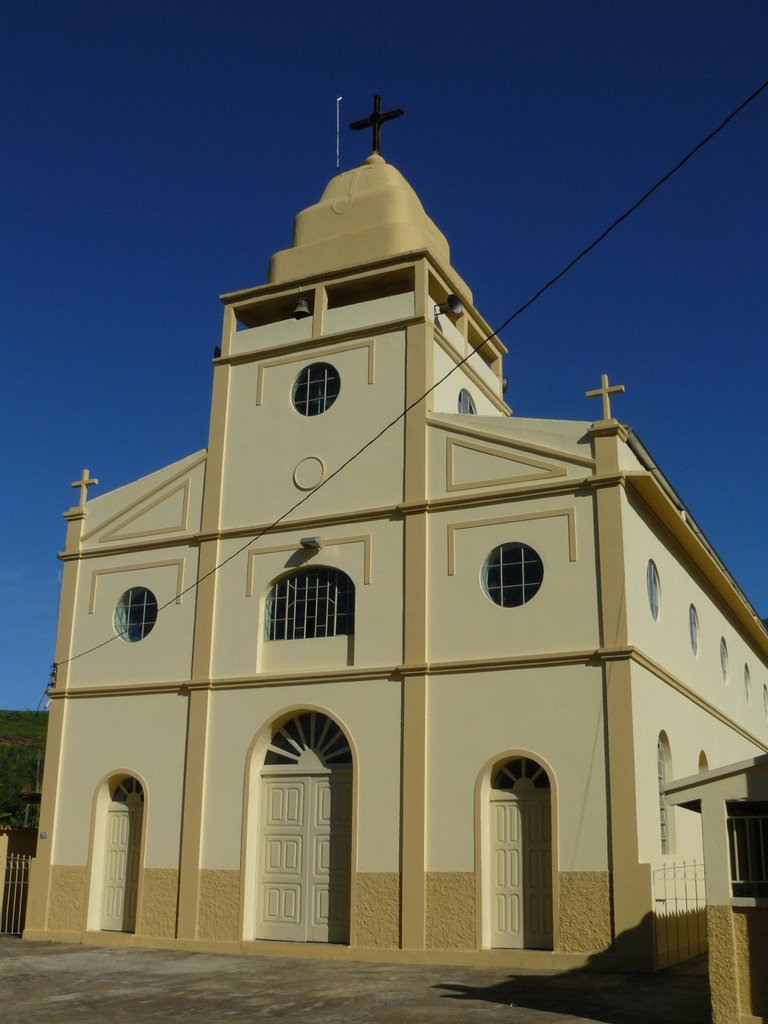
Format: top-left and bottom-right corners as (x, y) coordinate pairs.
(139, 869), (179, 938)
(198, 869), (241, 941)
(355, 872), (400, 947)
(558, 871), (612, 953)
(425, 872), (475, 949)
(47, 865), (87, 932)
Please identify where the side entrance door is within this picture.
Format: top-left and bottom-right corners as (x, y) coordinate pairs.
(101, 783), (143, 932)
(257, 770), (351, 942)
(490, 768), (552, 949)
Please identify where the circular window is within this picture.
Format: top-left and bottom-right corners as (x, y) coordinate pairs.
(744, 665), (751, 704)
(720, 637), (729, 684)
(458, 388), (476, 414)
(763, 684), (768, 720)
(689, 604), (699, 655)
(646, 561), (661, 621)
(482, 542), (544, 607)
(114, 587), (158, 643)
(292, 362), (340, 416)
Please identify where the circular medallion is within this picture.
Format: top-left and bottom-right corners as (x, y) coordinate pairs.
(293, 456), (327, 491)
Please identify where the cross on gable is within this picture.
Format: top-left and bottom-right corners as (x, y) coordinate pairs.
(71, 467), (98, 507)
(349, 94), (404, 155)
(586, 373), (625, 421)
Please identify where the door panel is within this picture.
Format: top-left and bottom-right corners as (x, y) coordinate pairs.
(490, 792), (552, 949)
(258, 772), (350, 943)
(101, 804), (141, 932)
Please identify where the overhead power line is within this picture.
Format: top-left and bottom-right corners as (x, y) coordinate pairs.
(51, 77), (768, 678)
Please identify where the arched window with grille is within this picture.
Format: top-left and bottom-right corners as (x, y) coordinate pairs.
(265, 567), (355, 641)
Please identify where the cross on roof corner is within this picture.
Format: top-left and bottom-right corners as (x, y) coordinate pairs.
(586, 373), (625, 422)
(71, 467), (98, 508)
(349, 94), (404, 156)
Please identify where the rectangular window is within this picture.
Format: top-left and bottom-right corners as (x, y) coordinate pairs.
(727, 801), (768, 898)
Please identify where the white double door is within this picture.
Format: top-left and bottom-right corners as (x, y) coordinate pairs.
(101, 803), (142, 931)
(257, 770), (351, 942)
(490, 791), (552, 949)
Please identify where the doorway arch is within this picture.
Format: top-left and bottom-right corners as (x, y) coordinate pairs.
(486, 755), (553, 949)
(254, 710), (353, 943)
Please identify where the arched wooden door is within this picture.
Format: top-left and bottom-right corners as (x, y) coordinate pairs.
(489, 756), (552, 949)
(101, 777), (143, 932)
(256, 712), (352, 943)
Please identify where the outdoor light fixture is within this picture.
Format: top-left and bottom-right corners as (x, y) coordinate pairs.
(293, 296), (311, 320)
(300, 536), (323, 551)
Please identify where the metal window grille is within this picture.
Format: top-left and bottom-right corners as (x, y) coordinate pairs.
(266, 568), (354, 640)
(658, 736), (670, 854)
(265, 711), (352, 767)
(728, 806), (768, 898)
(1, 853), (32, 936)
(482, 543), (544, 607)
(114, 587), (158, 642)
(292, 363), (341, 416)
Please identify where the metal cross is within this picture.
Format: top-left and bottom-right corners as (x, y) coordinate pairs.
(71, 467), (98, 507)
(586, 373), (625, 421)
(350, 94), (404, 155)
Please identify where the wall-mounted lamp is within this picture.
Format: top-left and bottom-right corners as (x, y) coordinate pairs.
(300, 536), (323, 551)
(293, 296), (311, 320)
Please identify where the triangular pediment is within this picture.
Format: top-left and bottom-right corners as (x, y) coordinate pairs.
(447, 436), (567, 491)
(80, 452), (206, 545)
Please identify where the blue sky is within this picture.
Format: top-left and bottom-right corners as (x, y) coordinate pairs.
(2, 2), (767, 710)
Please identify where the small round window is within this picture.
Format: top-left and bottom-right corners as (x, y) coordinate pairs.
(744, 665), (751, 704)
(114, 587), (158, 643)
(646, 561), (661, 621)
(720, 637), (729, 684)
(292, 362), (340, 416)
(458, 388), (476, 414)
(482, 542), (544, 607)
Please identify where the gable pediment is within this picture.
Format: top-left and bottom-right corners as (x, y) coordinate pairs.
(428, 416), (594, 497)
(80, 452), (206, 547)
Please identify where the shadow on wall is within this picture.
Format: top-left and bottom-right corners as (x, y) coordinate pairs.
(435, 917), (711, 1024)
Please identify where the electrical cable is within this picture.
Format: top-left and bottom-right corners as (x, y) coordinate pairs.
(50, 77), (768, 679)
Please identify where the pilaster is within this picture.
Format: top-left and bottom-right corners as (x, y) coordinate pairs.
(591, 419), (654, 968)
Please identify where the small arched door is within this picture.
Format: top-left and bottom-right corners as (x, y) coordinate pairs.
(101, 777), (143, 932)
(489, 756), (552, 949)
(256, 712), (352, 943)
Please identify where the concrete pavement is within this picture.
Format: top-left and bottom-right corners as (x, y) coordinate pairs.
(0, 938), (710, 1024)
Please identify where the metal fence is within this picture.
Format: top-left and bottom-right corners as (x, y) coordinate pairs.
(653, 860), (707, 969)
(1, 853), (32, 936)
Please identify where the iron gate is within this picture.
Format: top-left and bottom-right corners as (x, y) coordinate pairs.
(653, 860), (707, 968)
(1, 853), (32, 936)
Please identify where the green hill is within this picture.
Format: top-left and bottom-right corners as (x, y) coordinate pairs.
(0, 710), (48, 828)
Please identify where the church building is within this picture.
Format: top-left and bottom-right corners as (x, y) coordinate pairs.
(26, 127), (768, 969)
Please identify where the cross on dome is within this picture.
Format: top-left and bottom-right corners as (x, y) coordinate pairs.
(349, 94), (404, 155)
(586, 373), (625, 421)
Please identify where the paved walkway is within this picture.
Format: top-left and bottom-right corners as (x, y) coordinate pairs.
(0, 938), (711, 1024)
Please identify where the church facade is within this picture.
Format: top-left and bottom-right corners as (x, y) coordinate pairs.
(26, 153), (768, 969)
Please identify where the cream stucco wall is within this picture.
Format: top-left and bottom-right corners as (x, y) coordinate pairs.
(631, 664), (764, 867)
(621, 489), (768, 748)
(209, 519), (403, 679)
(199, 680), (403, 873)
(65, 545), (200, 689)
(219, 331), (406, 531)
(50, 694), (187, 868)
(431, 335), (502, 416)
(426, 492), (600, 664)
(425, 665), (608, 872)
